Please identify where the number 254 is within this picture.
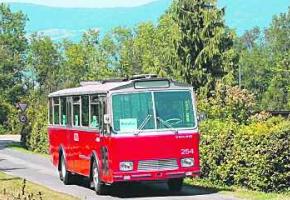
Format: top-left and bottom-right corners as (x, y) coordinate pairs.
(181, 148), (194, 155)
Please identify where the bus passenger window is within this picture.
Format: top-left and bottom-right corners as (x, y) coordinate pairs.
(90, 96), (99, 128)
(60, 97), (67, 125)
(73, 96), (81, 126)
(48, 98), (53, 124)
(53, 97), (60, 125)
(82, 96), (89, 126)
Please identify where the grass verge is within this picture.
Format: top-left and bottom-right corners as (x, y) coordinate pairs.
(7, 142), (49, 158)
(185, 178), (290, 200)
(0, 171), (78, 200)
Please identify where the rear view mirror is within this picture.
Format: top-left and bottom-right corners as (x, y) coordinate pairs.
(104, 114), (111, 124)
(197, 112), (207, 122)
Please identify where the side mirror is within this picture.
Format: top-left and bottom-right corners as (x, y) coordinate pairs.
(104, 114), (111, 125)
(197, 112), (207, 122)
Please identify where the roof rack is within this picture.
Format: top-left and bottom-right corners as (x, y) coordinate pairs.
(80, 81), (102, 86)
(130, 74), (158, 80)
(101, 78), (127, 84)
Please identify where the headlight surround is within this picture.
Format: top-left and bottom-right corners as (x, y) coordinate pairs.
(181, 158), (194, 167)
(119, 161), (133, 171)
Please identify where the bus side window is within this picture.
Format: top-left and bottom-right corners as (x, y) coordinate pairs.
(48, 98), (53, 124)
(82, 96), (89, 127)
(90, 95), (99, 129)
(60, 97), (67, 126)
(98, 98), (106, 133)
(53, 97), (60, 125)
(72, 96), (81, 127)
(66, 97), (72, 126)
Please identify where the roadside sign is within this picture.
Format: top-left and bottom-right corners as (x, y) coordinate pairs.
(19, 115), (28, 124)
(17, 103), (28, 112)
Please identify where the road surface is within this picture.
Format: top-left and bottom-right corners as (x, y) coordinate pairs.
(0, 135), (238, 200)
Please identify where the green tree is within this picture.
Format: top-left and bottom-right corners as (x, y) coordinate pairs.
(0, 3), (27, 133)
(238, 8), (290, 110)
(174, 0), (238, 95)
(27, 34), (62, 94)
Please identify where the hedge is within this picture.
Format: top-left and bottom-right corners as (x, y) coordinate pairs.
(23, 93), (48, 154)
(199, 117), (290, 192)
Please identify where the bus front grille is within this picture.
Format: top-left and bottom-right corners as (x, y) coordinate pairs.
(137, 159), (178, 171)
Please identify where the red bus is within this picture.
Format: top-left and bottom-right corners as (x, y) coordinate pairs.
(48, 75), (200, 195)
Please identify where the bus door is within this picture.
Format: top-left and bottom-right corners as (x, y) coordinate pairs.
(64, 96), (74, 171)
(98, 96), (111, 181)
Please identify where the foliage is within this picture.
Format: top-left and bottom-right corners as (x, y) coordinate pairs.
(199, 82), (255, 123)
(238, 8), (290, 110)
(0, 3), (28, 133)
(23, 91), (48, 153)
(199, 117), (290, 192)
(27, 35), (62, 94)
(173, 0), (238, 95)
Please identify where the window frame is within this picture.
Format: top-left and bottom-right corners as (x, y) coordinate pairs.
(72, 96), (81, 127)
(110, 89), (197, 133)
(81, 95), (90, 127)
(48, 98), (53, 125)
(89, 95), (100, 130)
(60, 97), (67, 126)
(52, 97), (61, 125)
(49, 93), (107, 131)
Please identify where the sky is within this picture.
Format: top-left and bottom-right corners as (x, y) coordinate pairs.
(0, 0), (157, 8)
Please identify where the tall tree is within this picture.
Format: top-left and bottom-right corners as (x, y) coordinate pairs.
(27, 34), (62, 93)
(0, 3), (27, 102)
(238, 8), (290, 110)
(0, 3), (27, 132)
(174, 0), (238, 95)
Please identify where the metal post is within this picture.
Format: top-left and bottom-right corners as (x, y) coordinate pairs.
(238, 65), (241, 88)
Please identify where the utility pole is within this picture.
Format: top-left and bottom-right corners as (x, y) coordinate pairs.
(238, 65), (241, 88)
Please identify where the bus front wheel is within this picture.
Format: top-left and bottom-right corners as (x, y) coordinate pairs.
(167, 178), (183, 192)
(92, 160), (108, 195)
(59, 154), (73, 185)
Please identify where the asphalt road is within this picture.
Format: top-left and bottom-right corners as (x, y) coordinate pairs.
(0, 135), (239, 200)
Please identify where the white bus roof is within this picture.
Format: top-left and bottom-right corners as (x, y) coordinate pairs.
(48, 78), (192, 98)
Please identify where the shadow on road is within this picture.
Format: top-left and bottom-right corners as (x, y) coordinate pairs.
(0, 140), (17, 150)
(69, 174), (225, 198)
(0, 177), (22, 181)
(0, 167), (26, 172)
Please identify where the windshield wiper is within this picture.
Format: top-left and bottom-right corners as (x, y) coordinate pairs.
(135, 114), (152, 136)
(156, 116), (179, 134)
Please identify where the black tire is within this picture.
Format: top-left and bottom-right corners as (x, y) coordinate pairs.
(59, 154), (73, 185)
(91, 160), (108, 195)
(167, 178), (183, 192)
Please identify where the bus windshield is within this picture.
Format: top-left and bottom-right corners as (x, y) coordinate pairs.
(112, 90), (196, 133)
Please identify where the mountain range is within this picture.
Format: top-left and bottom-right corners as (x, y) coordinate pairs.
(7, 0), (290, 41)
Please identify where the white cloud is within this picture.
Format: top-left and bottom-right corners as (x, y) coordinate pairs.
(0, 0), (158, 8)
(34, 29), (86, 40)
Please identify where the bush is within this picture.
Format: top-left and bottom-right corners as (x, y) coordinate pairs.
(27, 103), (48, 154)
(0, 100), (22, 135)
(199, 119), (238, 185)
(23, 92), (48, 154)
(199, 117), (290, 192)
(198, 83), (255, 124)
(232, 117), (290, 192)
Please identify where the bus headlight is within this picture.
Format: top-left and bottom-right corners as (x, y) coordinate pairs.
(181, 158), (194, 167)
(120, 161), (133, 171)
